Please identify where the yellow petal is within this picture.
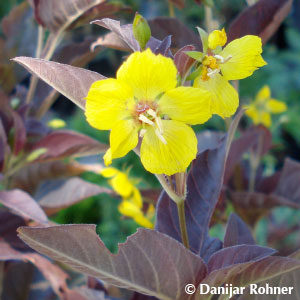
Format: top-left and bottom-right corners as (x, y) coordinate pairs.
(194, 73), (238, 118)
(158, 86), (212, 125)
(245, 105), (260, 125)
(140, 120), (197, 175)
(260, 112), (272, 128)
(131, 187), (143, 208)
(110, 172), (133, 198)
(100, 167), (119, 178)
(267, 99), (287, 113)
(103, 149), (112, 166)
(118, 200), (142, 218)
(208, 28), (227, 50)
(109, 119), (139, 162)
(85, 79), (133, 130)
(134, 214), (154, 229)
(256, 85), (271, 100)
(220, 35), (267, 80)
(117, 49), (177, 100)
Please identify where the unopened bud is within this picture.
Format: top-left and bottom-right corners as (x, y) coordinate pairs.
(133, 13), (151, 50)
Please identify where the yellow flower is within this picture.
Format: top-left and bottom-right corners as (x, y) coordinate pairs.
(194, 29), (266, 118)
(101, 167), (154, 228)
(245, 85), (287, 128)
(85, 49), (212, 175)
(47, 119), (66, 129)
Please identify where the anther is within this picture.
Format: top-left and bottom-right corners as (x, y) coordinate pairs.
(139, 114), (154, 125)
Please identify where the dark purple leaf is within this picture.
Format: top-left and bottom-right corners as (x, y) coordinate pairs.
(148, 17), (201, 50)
(230, 191), (300, 227)
(274, 158), (300, 204)
(199, 256), (300, 299)
(240, 250), (300, 300)
(0, 189), (48, 224)
(31, 0), (106, 32)
(0, 2), (37, 92)
(13, 57), (106, 110)
(174, 45), (196, 79)
(18, 225), (207, 300)
(12, 110), (26, 155)
(92, 18), (140, 51)
(223, 213), (255, 247)
(227, 0), (293, 45)
(31, 130), (108, 161)
(154, 35), (172, 56)
(225, 125), (272, 184)
(207, 245), (276, 273)
(36, 177), (112, 214)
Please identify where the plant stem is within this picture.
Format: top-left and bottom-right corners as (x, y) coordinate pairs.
(204, 4), (214, 32)
(25, 25), (45, 104)
(248, 133), (263, 192)
(155, 174), (182, 203)
(177, 200), (190, 249)
(168, 1), (175, 18)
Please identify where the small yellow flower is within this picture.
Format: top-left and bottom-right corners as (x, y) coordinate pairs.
(245, 85), (287, 128)
(86, 49), (212, 175)
(101, 167), (154, 228)
(47, 119), (66, 129)
(194, 29), (266, 118)
(208, 28), (227, 50)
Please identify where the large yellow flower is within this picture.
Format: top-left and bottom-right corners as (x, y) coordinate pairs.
(85, 49), (212, 175)
(194, 29), (266, 118)
(245, 85), (287, 128)
(101, 167), (154, 229)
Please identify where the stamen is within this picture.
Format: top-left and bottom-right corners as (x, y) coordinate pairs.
(223, 55), (232, 63)
(207, 68), (220, 77)
(147, 109), (157, 118)
(214, 55), (224, 63)
(155, 117), (163, 133)
(155, 128), (167, 144)
(139, 114), (154, 125)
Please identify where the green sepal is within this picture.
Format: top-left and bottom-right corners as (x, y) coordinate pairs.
(196, 26), (209, 53)
(185, 51), (204, 61)
(133, 13), (151, 50)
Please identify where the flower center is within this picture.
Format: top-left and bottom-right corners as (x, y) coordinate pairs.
(134, 102), (166, 144)
(201, 54), (232, 81)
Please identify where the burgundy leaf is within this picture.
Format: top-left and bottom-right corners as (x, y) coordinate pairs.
(156, 110), (244, 256)
(174, 45), (196, 79)
(225, 125), (272, 184)
(92, 18), (140, 51)
(227, 0), (293, 44)
(223, 213), (255, 248)
(230, 191), (300, 227)
(207, 245), (276, 273)
(11, 160), (97, 193)
(36, 177), (111, 214)
(31, 130), (108, 161)
(0, 240), (68, 297)
(240, 250), (300, 300)
(199, 256), (300, 299)
(12, 57), (105, 110)
(148, 17), (201, 50)
(0, 2), (37, 92)
(18, 225), (207, 299)
(64, 287), (107, 300)
(274, 158), (300, 204)
(145, 36), (173, 57)
(0, 189), (48, 224)
(12, 110), (26, 155)
(31, 0), (106, 32)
